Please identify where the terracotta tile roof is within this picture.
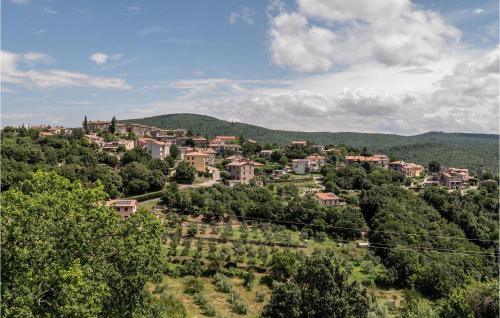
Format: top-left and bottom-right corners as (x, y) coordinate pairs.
(315, 192), (342, 201)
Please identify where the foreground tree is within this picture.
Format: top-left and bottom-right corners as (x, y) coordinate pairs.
(262, 253), (370, 318)
(439, 280), (499, 318)
(1, 171), (164, 317)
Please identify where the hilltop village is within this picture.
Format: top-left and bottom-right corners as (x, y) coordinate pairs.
(32, 117), (481, 214)
(2, 117), (498, 317)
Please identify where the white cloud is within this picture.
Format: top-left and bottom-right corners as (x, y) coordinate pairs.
(90, 52), (123, 65)
(22, 52), (54, 64)
(33, 29), (47, 35)
(1, 113), (37, 120)
(125, 6), (141, 11)
(1, 50), (131, 90)
(228, 7), (255, 25)
(90, 53), (108, 64)
(170, 78), (291, 99)
(147, 47), (498, 134)
(432, 48), (499, 122)
(473, 8), (484, 15)
(10, 0), (29, 4)
(269, 0), (461, 72)
(43, 7), (58, 15)
(137, 25), (167, 36)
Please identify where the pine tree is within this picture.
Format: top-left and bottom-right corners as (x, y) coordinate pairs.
(109, 116), (117, 134)
(83, 115), (89, 134)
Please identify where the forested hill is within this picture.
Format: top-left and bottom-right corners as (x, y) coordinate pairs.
(126, 113), (499, 173)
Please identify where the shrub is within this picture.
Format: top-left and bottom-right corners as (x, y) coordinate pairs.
(232, 299), (248, 315)
(214, 274), (232, 293)
(193, 293), (208, 307)
(256, 290), (266, 303)
(203, 304), (216, 317)
(242, 270), (256, 290)
(187, 224), (198, 237)
(183, 276), (204, 295)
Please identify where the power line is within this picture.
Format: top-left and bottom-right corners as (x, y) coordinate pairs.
(169, 218), (498, 257)
(229, 215), (499, 244)
(170, 233), (498, 258)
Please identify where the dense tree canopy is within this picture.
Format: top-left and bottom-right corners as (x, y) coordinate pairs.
(360, 185), (497, 299)
(1, 172), (164, 317)
(1, 128), (172, 197)
(262, 252), (370, 318)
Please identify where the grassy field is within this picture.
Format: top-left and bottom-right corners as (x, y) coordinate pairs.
(152, 212), (404, 317)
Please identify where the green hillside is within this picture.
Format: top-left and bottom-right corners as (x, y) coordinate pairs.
(126, 113), (499, 173)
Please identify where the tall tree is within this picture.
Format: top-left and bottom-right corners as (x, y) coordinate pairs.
(263, 253), (370, 318)
(169, 144), (180, 159)
(83, 115), (89, 134)
(109, 116), (117, 134)
(428, 160), (441, 173)
(1, 171), (164, 317)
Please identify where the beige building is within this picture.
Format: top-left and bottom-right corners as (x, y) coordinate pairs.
(225, 160), (263, 185)
(105, 199), (137, 218)
(196, 148), (216, 166)
(290, 141), (307, 147)
(215, 135), (238, 143)
(209, 138), (241, 154)
(184, 151), (210, 172)
(345, 154), (389, 168)
(315, 192), (347, 207)
(388, 161), (424, 177)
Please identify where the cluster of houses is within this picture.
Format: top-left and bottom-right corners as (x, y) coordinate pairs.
(424, 167), (472, 190)
(344, 154), (425, 178)
(85, 120), (266, 187)
(28, 120), (473, 217)
(30, 125), (73, 137)
(292, 154), (327, 174)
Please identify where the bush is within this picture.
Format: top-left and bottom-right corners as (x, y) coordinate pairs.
(187, 224), (198, 237)
(214, 274), (232, 293)
(183, 276), (204, 295)
(203, 304), (216, 317)
(256, 290), (266, 303)
(232, 299), (248, 315)
(193, 293), (208, 307)
(242, 270), (256, 290)
(180, 260), (204, 277)
(193, 293), (216, 317)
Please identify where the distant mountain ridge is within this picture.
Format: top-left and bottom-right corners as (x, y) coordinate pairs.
(126, 113), (499, 173)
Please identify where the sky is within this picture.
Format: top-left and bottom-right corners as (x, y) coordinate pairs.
(1, 0), (499, 135)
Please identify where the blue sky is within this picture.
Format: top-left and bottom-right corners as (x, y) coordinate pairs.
(1, 0), (499, 134)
